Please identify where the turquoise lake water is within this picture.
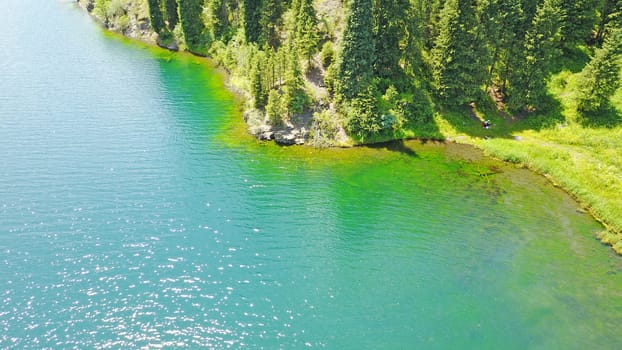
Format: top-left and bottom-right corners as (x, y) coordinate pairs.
(1, 1), (622, 348)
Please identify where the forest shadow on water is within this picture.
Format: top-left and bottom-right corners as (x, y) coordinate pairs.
(362, 139), (420, 157)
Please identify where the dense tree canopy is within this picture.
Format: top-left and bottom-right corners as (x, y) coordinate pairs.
(127, 0), (621, 140)
(334, 0), (375, 101)
(578, 29), (622, 112)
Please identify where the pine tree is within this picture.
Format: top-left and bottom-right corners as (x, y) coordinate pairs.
(259, 0), (286, 48)
(507, 0), (563, 110)
(249, 49), (269, 109)
(334, 0), (375, 101)
(431, 0), (487, 105)
(479, 0), (526, 92)
(294, 0), (319, 63)
(282, 43), (308, 117)
(577, 29), (622, 112)
(559, 0), (600, 46)
(164, 0), (179, 30)
(177, 0), (206, 50)
(243, 0), (262, 44)
(595, 0), (622, 44)
(147, 0), (166, 33)
(205, 0), (227, 40)
(372, 0), (409, 80)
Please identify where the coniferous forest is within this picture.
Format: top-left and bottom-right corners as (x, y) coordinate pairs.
(79, 0), (622, 250)
(83, 0), (622, 144)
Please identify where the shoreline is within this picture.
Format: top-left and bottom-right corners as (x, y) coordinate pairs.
(75, 1), (621, 254)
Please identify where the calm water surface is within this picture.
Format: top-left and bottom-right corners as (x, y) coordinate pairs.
(1, 1), (622, 349)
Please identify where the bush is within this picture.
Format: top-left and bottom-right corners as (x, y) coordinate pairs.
(117, 14), (130, 32)
(106, 0), (127, 18)
(266, 90), (286, 126)
(343, 86), (382, 140)
(320, 41), (334, 69)
(324, 62), (337, 94)
(310, 109), (342, 147)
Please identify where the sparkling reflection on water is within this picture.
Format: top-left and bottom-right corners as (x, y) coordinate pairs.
(1, 1), (622, 349)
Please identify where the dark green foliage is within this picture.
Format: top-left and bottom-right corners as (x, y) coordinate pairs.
(431, 0), (487, 105)
(320, 41), (334, 69)
(259, 0), (287, 47)
(164, 0), (179, 30)
(206, 0), (240, 43)
(177, 0), (207, 51)
(266, 90), (286, 125)
(282, 48), (309, 117)
(205, 0), (227, 40)
(344, 85), (382, 139)
(135, 0), (619, 141)
(479, 0), (526, 92)
(243, 0), (262, 44)
(521, 0), (540, 24)
(372, 0), (409, 80)
(507, 0), (563, 111)
(413, 0), (445, 49)
(293, 0), (320, 62)
(595, 0), (622, 44)
(335, 0), (375, 101)
(578, 29), (622, 112)
(249, 49), (269, 109)
(559, 0), (600, 46)
(147, 0), (166, 33)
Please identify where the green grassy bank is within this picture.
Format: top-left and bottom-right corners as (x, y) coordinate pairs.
(434, 68), (622, 253)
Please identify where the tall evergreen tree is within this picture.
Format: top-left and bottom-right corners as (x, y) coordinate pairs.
(294, 0), (320, 63)
(507, 0), (563, 110)
(431, 0), (487, 105)
(147, 0), (166, 33)
(372, 0), (409, 80)
(177, 0), (206, 50)
(259, 0), (286, 47)
(559, 0), (600, 46)
(243, 0), (262, 44)
(164, 0), (179, 30)
(577, 29), (622, 112)
(282, 47), (309, 117)
(334, 0), (375, 101)
(595, 0), (622, 44)
(413, 0), (445, 49)
(249, 49), (269, 108)
(479, 0), (526, 92)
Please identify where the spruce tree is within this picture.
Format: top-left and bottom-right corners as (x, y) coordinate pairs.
(259, 0), (286, 48)
(507, 0), (563, 110)
(249, 50), (269, 109)
(578, 29), (622, 112)
(147, 0), (166, 34)
(559, 0), (600, 46)
(334, 0), (375, 101)
(372, 0), (409, 80)
(431, 0), (487, 105)
(282, 48), (308, 118)
(164, 0), (179, 30)
(479, 0), (526, 92)
(243, 0), (262, 44)
(595, 0), (622, 44)
(177, 0), (206, 50)
(294, 0), (320, 63)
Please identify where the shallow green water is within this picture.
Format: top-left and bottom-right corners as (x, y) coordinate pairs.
(1, 1), (621, 349)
